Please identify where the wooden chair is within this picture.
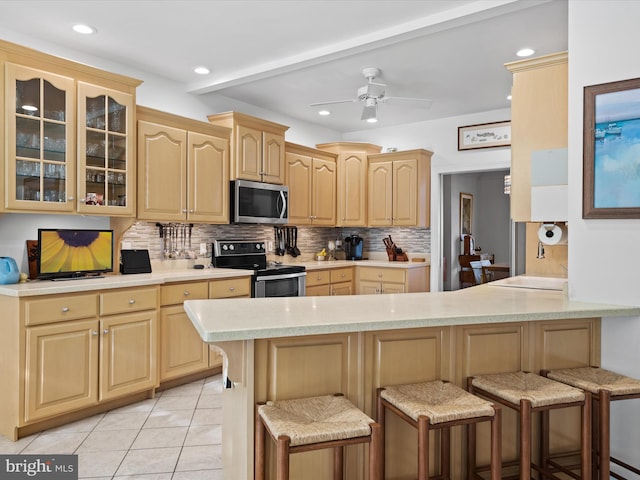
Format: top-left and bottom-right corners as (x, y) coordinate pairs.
(377, 380), (502, 480)
(255, 393), (381, 480)
(469, 371), (591, 480)
(544, 367), (640, 480)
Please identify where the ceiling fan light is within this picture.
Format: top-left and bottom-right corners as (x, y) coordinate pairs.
(361, 97), (377, 121)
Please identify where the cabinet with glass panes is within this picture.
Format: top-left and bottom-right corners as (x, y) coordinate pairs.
(2, 40), (141, 216)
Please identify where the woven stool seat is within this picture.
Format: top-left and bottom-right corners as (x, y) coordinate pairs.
(258, 394), (374, 447)
(471, 371), (584, 407)
(547, 366), (640, 396)
(381, 380), (495, 424)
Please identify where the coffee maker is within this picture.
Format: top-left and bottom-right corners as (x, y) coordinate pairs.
(343, 235), (364, 260)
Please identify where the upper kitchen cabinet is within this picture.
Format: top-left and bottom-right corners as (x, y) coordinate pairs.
(137, 107), (231, 223)
(1, 40), (141, 215)
(316, 142), (382, 227)
(207, 111), (289, 184)
(505, 52), (568, 222)
(367, 149), (432, 227)
(285, 142), (337, 226)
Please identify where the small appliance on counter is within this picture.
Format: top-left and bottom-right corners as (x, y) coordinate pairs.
(343, 234), (364, 260)
(0, 257), (20, 284)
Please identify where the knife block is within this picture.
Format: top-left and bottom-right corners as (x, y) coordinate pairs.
(386, 247), (409, 262)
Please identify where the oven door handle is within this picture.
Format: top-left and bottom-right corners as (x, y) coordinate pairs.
(255, 272), (306, 282)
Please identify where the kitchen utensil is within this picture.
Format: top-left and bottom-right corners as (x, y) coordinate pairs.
(285, 227), (294, 256)
(0, 257), (20, 284)
(292, 226), (301, 257)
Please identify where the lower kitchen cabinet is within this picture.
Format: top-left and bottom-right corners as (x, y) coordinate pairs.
(159, 281), (210, 382)
(305, 267), (354, 296)
(356, 265), (428, 294)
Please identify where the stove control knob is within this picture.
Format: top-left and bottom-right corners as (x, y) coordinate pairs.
(229, 245), (235, 251)
(222, 244), (228, 251)
(256, 243), (262, 250)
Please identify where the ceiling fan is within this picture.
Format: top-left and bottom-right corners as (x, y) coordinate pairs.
(310, 67), (433, 122)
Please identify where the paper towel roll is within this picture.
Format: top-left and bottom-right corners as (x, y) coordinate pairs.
(538, 224), (566, 245)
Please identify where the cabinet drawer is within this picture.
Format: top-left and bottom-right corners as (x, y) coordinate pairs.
(161, 281), (209, 306)
(24, 294), (98, 326)
(306, 269), (330, 287)
(100, 287), (158, 315)
(330, 267), (353, 284)
(306, 284), (331, 297)
(209, 277), (251, 298)
(358, 267), (405, 284)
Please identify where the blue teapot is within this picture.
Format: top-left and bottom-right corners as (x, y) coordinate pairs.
(0, 257), (20, 284)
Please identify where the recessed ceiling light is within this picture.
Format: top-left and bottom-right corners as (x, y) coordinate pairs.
(193, 66), (210, 75)
(318, 110), (330, 116)
(516, 48), (535, 57)
(507, 95), (512, 101)
(72, 24), (97, 35)
(366, 118), (378, 124)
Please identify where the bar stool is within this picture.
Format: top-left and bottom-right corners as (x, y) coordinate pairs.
(255, 393), (381, 480)
(545, 366), (640, 480)
(469, 371), (591, 480)
(376, 380), (502, 480)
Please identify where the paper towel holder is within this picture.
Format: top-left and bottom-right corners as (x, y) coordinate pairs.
(537, 222), (568, 246)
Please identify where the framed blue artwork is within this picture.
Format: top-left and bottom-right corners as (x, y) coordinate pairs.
(583, 77), (640, 218)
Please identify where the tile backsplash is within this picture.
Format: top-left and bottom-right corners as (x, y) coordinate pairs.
(122, 222), (430, 262)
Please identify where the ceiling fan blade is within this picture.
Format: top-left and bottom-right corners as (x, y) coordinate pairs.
(310, 99), (357, 107)
(382, 96), (433, 108)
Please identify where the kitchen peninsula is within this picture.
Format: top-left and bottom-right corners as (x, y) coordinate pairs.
(184, 284), (640, 480)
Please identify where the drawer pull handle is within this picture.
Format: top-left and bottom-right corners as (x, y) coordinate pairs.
(128, 299), (135, 304)
(61, 306), (70, 313)
(229, 287), (235, 291)
(183, 291), (190, 296)
(103, 329), (109, 334)
(341, 273), (345, 278)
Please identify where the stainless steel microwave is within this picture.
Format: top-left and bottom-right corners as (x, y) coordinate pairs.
(231, 179), (288, 224)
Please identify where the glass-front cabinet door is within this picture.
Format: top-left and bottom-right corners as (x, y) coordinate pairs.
(77, 82), (134, 215)
(6, 64), (76, 212)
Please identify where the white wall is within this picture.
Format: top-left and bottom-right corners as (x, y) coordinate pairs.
(568, 1), (640, 470)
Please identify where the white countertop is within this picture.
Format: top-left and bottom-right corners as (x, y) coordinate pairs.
(184, 283), (640, 343)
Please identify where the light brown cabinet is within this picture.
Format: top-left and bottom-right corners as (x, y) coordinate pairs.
(357, 265), (429, 294)
(159, 281), (211, 382)
(505, 52), (568, 222)
(137, 107), (231, 223)
(2, 42), (140, 216)
(367, 149), (432, 227)
(208, 111), (288, 184)
(305, 267), (354, 296)
(285, 142), (337, 226)
(316, 142), (382, 227)
(22, 287), (158, 425)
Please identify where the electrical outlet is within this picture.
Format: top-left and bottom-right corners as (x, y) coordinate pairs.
(200, 243), (207, 255)
(121, 241), (132, 250)
(268, 241), (274, 251)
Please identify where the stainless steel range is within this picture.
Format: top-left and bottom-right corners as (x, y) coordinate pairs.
(211, 239), (306, 298)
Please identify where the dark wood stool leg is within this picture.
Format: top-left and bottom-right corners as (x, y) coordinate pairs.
(582, 390), (592, 480)
(276, 435), (290, 480)
(599, 390), (611, 480)
(441, 427), (451, 479)
(255, 405), (266, 480)
(490, 405), (502, 480)
(520, 399), (532, 480)
(376, 389), (386, 480)
(467, 420), (477, 480)
(333, 446), (343, 480)
(592, 395), (599, 480)
(540, 408), (550, 471)
(418, 415), (430, 480)
(369, 422), (381, 480)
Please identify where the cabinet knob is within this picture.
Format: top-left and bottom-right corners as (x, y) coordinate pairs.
(189, 209), (194, 213)
(182, 209), (188, 213)
(68, 196), (75, 201)
(62, 306), (69, 313)
(128, 299), (135, 304)
(183, 291), (190, 297)
(229, 287), (235, 291)
(92, 330), (98, 336)
(103, 328), (109, 334)
(340, 273), (345, 278)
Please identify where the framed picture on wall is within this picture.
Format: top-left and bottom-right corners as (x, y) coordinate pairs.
(583, 77), (640, 218)
(460, 192), (473, 236)
(458, 121), (511, 150)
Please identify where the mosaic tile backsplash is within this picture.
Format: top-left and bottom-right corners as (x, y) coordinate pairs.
(122, 222), (430, 262)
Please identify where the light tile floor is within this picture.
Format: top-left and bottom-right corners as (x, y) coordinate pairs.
(0, 375), (225, 479)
